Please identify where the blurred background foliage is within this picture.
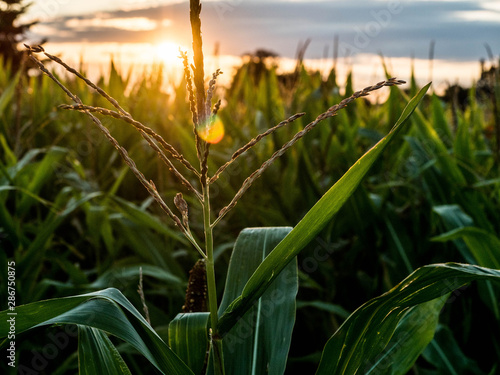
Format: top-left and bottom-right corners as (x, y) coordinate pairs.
(0, 32), (500, 373)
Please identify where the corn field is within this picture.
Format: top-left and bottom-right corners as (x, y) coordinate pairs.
(1, 4), (500, 372)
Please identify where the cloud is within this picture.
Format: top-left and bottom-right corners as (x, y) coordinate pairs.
(65, 17), (160, 31)
(453, 9), (500, 22)
(29, 0), (500, 61)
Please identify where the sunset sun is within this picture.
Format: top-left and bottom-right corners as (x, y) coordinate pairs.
(155, 41), (183, 64)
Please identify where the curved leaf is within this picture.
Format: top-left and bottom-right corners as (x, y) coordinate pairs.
(432, 226), (500, 319)
(78, 325), (132, 375)
(432, 205), (475, 263)
(218, 227), (297, 375)
(169, 312), (210, 374)
(0, 288), (193, 375)
(218, 83), (431, 336)
(89, 264), (184, 289)
(366, 297), (446, 375)
(421, 325), (486, 374)
(18, 190), (102, 281)
(315, 263), (500, 374)
(0, 69), (21, 114)
(432, 227), (500, 269)
(113, 196), (188, 244)
(17, 146), (68, 216)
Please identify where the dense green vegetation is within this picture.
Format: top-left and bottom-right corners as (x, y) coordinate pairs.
(1, 39), (500, 374)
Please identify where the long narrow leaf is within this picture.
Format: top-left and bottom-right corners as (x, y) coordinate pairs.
(0, 288), (193, 375)
(366, 297), (447, 374)
(218, 227), (297, 375)
(78, 325), (132, 375)
(169, 312), (210, 374)
(432, 226), (500, 319)
(432, 205), (475, 263)
(315, 263), (500, 374)
(421, 325), (486, 374)
(17, 147), (68, 216)
(431, 227), (500, 269)
(18, 190), (102, 282)
(218, 83), (431, 336)
(0, 70), (21, 114)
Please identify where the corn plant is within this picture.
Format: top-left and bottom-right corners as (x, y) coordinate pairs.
(2, 1), (500, 374)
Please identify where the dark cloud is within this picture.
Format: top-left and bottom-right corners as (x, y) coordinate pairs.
(33, 0), (500, 61)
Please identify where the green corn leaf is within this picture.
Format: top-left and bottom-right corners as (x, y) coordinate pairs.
(421, 325), (486, 374)
(432, 205), (474, 228)
(0, 187), (23, 249)
(432, 205), (479, 263)
(16, 146), (68, 216)
(168, 312), (210, 375)
(454, 115), (473, 162)
(430, 93), (452, 144)
(0, 288), (193, 375)
(113, 217), (184, 275)
(431, 226), (500, 319)
(85, 204), (117, 256)
(89, 264), (184, 290)
(0, 69), (21, 115)
(4, 148), (45, 180)
(366, 297), (447, 374)
(108, 166), (130, 196)
(113, 196), (188, 245)
(217, 227), (297, 375)
(78, 325), (132, 375)
(431, 227), (500, 270)
(401, 90), (467, 186)
(217, 83), (431, 337)
(18, 190), (102, 282)
(315, 263), (500, 374)
(0, 133), (16, 167)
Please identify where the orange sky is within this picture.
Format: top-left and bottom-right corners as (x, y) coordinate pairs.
(23, 0), (499, 92)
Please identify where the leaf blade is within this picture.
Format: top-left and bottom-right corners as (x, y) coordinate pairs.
(0, 288), (193, 375)
(431, 227), (500, 269)
(78, 325), (133, 375)
(168, 312), (210, 374)
(218, 227), (297, 375)
(366, 297), (446, 375)
(315, 263), (500, 374)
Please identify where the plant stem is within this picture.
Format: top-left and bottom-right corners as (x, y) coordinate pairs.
(202, 184), (225, 375)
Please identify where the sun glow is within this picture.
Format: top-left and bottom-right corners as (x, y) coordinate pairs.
(155, 41), (184, 64)
(197, 117), (225, 144)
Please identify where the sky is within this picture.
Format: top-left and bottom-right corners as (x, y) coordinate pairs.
(23, 0), (500, 89)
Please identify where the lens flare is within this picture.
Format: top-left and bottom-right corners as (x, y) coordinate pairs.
(197, 117), (225, 144)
